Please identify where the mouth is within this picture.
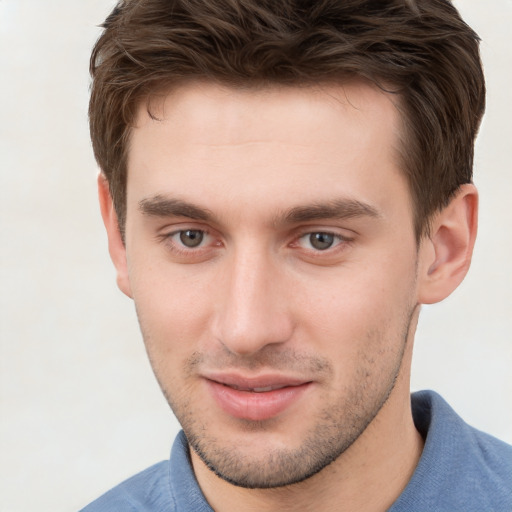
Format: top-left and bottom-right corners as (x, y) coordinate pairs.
(217, 381), (301, 393)
(230, 384), (288, 392)
(203, 374), (312, 421)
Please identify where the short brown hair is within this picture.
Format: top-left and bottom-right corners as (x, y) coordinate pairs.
(89, 0), (485, 239)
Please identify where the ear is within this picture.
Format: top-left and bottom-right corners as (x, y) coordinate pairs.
(98, 174), (133, 298)
(417, 184), (478, 304)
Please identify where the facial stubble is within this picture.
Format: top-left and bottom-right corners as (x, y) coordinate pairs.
(140, 304), (417, 489)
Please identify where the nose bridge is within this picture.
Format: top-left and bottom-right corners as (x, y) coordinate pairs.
(213, 241), (293, 355)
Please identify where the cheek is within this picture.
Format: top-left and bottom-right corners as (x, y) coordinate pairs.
(129, 261), (216, 361)
(128, 235), (418, 370)
(294, 255), (418, 351)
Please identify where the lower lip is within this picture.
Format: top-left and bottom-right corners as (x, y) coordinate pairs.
(205, 380), (311, 421)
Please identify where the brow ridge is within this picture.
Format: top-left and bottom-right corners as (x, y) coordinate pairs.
(139, 195), (380, 225)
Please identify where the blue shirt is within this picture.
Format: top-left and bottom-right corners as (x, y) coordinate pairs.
(80, 391), (512, 511)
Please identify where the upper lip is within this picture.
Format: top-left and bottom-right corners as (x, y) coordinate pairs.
(203, 372), (311, 392)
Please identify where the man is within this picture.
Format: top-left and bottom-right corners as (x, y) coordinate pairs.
(82, 0), (512, 510)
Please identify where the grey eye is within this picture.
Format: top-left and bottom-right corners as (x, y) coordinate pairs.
(179, 230), (204, 248)
(309, 232), (335, 250)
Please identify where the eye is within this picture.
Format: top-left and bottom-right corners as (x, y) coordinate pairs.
(159, 227), (221, 262)
(163, 229), (212, 251)
(298, 232), (343, 251)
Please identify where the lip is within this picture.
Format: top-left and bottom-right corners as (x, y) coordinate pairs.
(204, 373), (312, 421)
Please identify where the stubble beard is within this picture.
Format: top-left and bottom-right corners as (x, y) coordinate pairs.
(143, 304), (416, 490)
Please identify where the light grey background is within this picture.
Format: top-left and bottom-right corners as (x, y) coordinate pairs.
(1, 1), (510, 511)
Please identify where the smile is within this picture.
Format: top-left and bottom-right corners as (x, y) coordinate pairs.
(204, 374), (312, 421)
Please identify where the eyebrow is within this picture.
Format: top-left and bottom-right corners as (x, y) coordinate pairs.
(139, 195), (380, 225)
(139, 196), (213, 221)
(279, 199), (380, 224)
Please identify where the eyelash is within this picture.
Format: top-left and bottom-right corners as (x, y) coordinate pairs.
(160, 229), (216, 254)
(295, 231), (348, 251)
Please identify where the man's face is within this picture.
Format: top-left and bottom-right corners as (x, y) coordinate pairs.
(121, 82), (421, 487)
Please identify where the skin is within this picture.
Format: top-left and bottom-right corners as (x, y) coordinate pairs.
(100, 81), (478, 511)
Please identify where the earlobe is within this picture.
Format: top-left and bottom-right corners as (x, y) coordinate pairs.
(417, 184), (478, 304)
(98, 174), (133, 298)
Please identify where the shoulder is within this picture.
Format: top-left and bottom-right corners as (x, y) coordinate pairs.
(413, 390), (512, 475)
(391, 390), (512, 512)
(79, 431), (213, 512)
(79, 461), (175, 512)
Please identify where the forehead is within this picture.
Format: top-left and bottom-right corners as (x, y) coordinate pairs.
(127, 81), (411, 224)
(134, 80), (400, 146)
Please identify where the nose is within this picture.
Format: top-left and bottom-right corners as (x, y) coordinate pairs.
(211, 245), (295, 356)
